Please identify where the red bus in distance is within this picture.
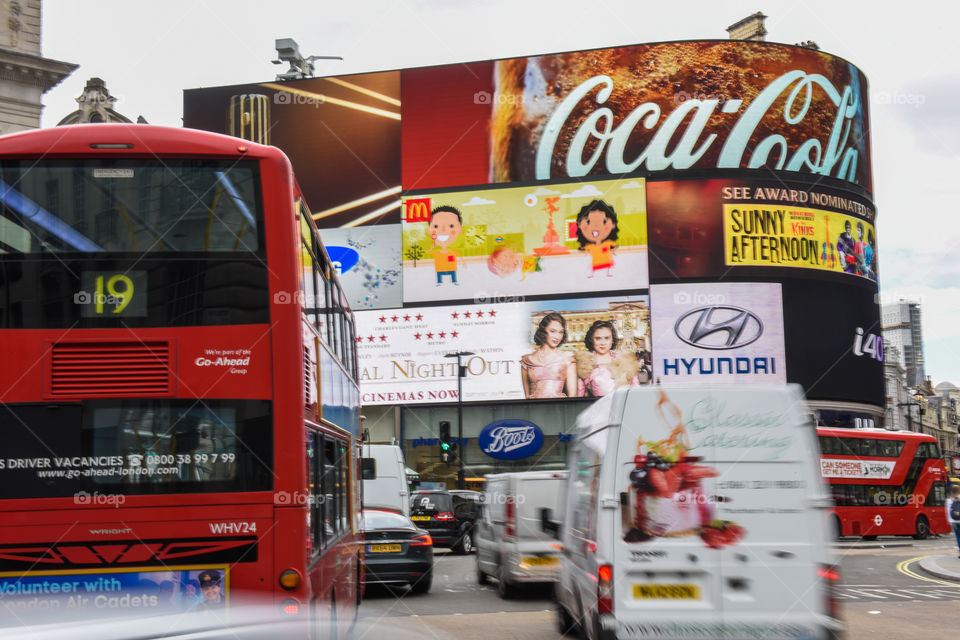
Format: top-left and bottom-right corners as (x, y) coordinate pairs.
(818, 427), (949, 539)
(0, 125), (361, 638)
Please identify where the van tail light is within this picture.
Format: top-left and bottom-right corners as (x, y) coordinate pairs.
(505, 496), (516, 539)
(410, 534), (433, 546)
(598, 564), (614, 615)
(435, 512), (455, 520)
(818, 564), (841, 619)
(280, 598), (301, 616)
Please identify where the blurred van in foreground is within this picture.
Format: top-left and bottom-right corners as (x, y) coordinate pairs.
(475, 470), (568, 598)
(543, 385), (842, 640)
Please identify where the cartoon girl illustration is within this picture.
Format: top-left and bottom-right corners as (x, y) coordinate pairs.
(576, 199), (619, 278)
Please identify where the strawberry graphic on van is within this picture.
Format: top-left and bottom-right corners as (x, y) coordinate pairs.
(622, 389), (745, 549)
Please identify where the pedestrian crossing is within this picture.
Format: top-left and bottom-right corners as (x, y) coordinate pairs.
(838, 585), (960, 601)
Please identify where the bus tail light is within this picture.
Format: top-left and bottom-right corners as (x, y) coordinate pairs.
(435, 512), (455, 520)
(818, 564), (841, 619)
(410, 534), (433, 546)
(280, 598), (301, 616)
(279, 569), (302, 591)
(505, 496), (516, 539)
(598, 564), (614, 615)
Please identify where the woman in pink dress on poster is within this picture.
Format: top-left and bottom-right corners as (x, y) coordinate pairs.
(520, 312), (577, 398)
(575, 320), (642, 397)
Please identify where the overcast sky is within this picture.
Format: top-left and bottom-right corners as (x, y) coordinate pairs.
(40, 0), (960, 385)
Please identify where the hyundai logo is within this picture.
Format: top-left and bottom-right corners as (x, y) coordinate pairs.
(674, 306), (763, 350)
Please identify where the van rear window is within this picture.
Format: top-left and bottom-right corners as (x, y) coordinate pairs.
(361, 458), (376, 480)
(410, 492), (451, 514)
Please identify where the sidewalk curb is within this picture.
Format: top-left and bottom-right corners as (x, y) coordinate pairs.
(917, 555), (960, 582)
(833, 542), (914, 550)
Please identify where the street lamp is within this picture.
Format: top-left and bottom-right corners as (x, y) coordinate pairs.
(444, 351), (474, 490)
(897, 393), (925, 432)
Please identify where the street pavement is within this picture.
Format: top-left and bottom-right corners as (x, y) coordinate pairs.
(358, 541), (960, 639)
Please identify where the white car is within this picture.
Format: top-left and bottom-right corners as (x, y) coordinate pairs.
(545, 385), (843, 640)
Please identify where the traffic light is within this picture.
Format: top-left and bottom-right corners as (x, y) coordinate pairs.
(439, 420), (453, 463)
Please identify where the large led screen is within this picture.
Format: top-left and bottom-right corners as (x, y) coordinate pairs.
(781, 279), (884, 406)
(401, 177), (647, 303)
(183, 72), (401, 228)
(647, 178), (876, 281)
(356, 295), (651, 405)
(402, 41), (871, 193)
(319, 225), (402, 310)
(650, 282), (787, 385)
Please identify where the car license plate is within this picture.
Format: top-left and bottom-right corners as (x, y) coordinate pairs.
(410, 515), (430, 521)
(633, 584), (700, 599)
(368, 544), (402, 553)
(523, 556), (558, 566)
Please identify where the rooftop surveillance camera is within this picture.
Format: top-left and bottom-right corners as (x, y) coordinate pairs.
(271, 37), (343, 81)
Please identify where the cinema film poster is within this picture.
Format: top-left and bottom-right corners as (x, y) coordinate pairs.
(724, 205), (877, 281)
(356, 295), (650, 405)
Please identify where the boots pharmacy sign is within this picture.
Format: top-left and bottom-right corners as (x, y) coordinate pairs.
(479, 420), (544, 460)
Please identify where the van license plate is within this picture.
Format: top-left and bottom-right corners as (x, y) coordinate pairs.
(368, 544), (402, 553)
(410, 515), (430, 521)
(633, 584), (700, 599)
(523, 556), (558, 566)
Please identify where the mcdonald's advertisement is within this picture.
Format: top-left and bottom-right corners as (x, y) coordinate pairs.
(724, 204), (877, 280)
(401, 177), (648, 304)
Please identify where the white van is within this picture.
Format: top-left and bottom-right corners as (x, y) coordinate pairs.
(475, 470), (568, 598)
(361, 444), (410, 516)
(545, 385), (842, 640)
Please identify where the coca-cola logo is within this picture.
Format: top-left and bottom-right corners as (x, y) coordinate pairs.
(479, 420), (543, 460)
(535, 71), (863, 186)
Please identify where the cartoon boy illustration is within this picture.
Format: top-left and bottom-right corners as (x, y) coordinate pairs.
(428, 205), (463, 286)
(576, 199), (619, 278)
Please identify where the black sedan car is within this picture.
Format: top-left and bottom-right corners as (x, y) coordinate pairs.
(409, 489), (480, 554)
(360, 509), (434, 594)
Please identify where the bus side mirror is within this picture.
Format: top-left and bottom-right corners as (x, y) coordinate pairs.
(540, 507), (560, 539)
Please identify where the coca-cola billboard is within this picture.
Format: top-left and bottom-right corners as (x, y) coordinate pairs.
(402, 41), (872, 195)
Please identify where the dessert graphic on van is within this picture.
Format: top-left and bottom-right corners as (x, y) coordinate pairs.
(623, 389), (746, 548)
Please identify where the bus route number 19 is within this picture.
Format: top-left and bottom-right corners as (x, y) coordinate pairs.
(78, 271), (147, 317)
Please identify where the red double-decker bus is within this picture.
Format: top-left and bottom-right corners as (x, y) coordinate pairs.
(0, 125), (361, 637)
(818, 427), (950, 539)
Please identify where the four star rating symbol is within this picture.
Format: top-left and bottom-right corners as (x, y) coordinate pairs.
(365, 309), (495, 343)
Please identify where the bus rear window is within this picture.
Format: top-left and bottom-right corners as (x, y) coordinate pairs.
(0, 400), (272, 499)
(0, 160), (262, 254)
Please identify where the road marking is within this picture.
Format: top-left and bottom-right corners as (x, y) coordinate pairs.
(837, 585), (960, 601)
(896, 556), (960, 587)
(898, 589), (942, 598)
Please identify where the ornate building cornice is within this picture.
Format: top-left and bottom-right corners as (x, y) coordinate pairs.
(0, 47), (77, 92)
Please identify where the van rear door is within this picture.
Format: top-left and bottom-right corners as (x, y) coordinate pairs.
(611, 388), (724, 635)
(610, 386), (828, 639)
(704, 386), (828, 638)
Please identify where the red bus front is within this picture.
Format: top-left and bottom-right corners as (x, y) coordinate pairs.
(818, 427), (950, 538)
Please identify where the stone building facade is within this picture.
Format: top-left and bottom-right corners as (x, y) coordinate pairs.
(0, 0), (75, 133)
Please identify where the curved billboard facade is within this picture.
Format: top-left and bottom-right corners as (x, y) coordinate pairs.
(184, 39), (882, 413)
